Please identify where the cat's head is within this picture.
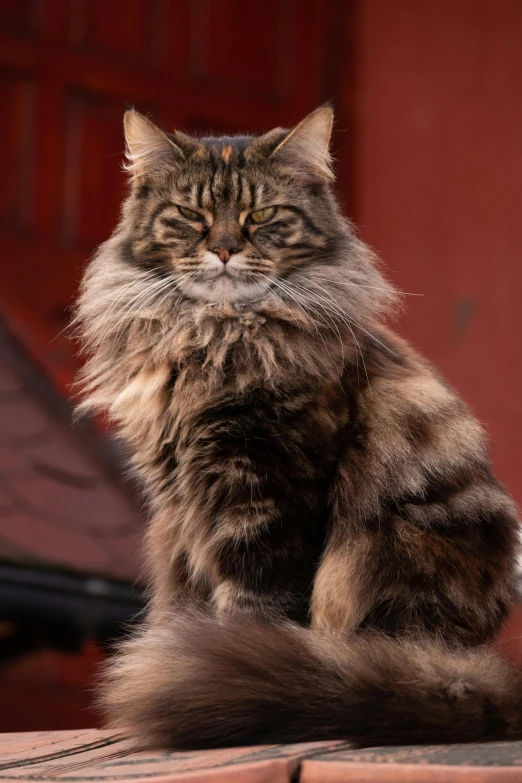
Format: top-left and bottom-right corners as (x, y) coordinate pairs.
(121, 107), (346, 305)
(78, 109), (398, 399)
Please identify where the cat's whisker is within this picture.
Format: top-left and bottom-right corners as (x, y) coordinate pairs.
(79, 273), (166, 343)
(49, 272), (159, 347)
(249, 273), (316, 333)
(79, 270), (160, 320)
(144, 271), (200, 341)
(297, 273), (422, 297)
(142, 285), (180, 343)
(286, 277), (369, 385)
(293, 278), (377, 384)
(98, 275), (187, 353)
(97, 276), (175, 347)
(107, 267), (198, 340)
(86, 279), (161, 333)
(273, 277), (350, 362)
(278, 280), (345, 372)
(292, 277), (398, 358)
(272, 279), (329, 334)
(298, 284), (366, 386)
(267, 277), (337, 359)
(110, 272), (197, 349)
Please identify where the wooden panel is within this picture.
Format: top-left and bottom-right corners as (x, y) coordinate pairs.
(68, 0), (163, 64)
(61, 90), (131, 247)
(0, 69), (36, 232)
(0, 0), (39, 37)
(192, 0), (290, 98)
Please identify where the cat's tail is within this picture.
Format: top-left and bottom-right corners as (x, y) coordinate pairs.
(99, 610), (522, 749)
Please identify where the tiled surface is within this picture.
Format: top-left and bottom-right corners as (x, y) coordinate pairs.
(2, 731), (522, 783)
(0, 327), (144, 582)
(0, 731), (351, 783)
(304, 742), (522, 767)
(301, 742), (522, 782)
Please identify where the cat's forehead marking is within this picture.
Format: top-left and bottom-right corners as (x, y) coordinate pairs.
(221, 145), (233, 163)
(169, 134), (279, 214)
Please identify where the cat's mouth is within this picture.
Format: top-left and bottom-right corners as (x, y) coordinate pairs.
(171, 251), (272, 304)
(205, 267), (240, 280)
(176, 266), (271, 304)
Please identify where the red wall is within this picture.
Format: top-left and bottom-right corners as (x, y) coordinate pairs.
(353, 0), (522, 504)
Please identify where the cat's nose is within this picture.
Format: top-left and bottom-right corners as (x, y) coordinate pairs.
(211, 243), (239, 265)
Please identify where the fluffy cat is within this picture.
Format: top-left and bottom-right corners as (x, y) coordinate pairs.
(77, 107), (522, 748)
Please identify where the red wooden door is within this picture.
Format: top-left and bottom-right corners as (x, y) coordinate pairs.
(0, 0), (353, 393)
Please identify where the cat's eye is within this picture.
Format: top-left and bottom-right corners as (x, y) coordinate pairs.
(249, 206), (276, 224)
(178, 206), (203, 221)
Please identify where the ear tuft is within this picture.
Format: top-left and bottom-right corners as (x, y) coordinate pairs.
(123, 110), (182, 178)
(272, 107), (334, 181)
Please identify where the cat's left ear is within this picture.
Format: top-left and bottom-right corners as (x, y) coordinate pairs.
(272, 107), (334, 181)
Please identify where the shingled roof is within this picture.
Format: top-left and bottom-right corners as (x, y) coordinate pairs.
(0, 319), (144, 650)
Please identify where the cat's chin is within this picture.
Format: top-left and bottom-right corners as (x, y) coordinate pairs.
(178, 274), (272, 305)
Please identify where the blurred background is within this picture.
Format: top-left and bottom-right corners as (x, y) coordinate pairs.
(0, 0), (521, 731)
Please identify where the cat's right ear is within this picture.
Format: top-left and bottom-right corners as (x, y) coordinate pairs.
(123, 110), (183, 179)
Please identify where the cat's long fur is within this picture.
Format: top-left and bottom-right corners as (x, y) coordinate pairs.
(77, 108), (522, 748)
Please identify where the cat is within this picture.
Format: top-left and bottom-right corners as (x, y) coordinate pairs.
(76, 107), (522, 749)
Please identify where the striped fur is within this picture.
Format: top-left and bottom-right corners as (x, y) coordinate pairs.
(76, 108), (521, 749)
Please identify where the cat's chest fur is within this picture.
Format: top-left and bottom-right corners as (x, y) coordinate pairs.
(167, 360), (349, 505)
(123, 308), (351, 508)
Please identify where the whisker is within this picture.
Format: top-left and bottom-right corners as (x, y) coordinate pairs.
(249, 274), (306, 326)
(77, 274), (164, 344)
(267, 277), (338, 360)
(97, 275), (175, 347)
(291, 277), (398, 358)
(289, 277), (369, 384)
(48, 271), (159, 346)
(144, 271), (200, 340)
(283, 280), (350, 372)
(114, 270), (197, 344)
(297, 274), (422, 297)
(77, 271), (159, 322)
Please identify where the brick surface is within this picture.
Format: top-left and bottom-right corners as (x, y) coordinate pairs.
(2, 732), (522, 783)
(300, 742), (522, 783)
(0, 731), (349, 783)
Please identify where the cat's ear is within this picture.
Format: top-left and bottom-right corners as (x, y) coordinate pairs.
(272, 107), (334, 181)
(123, 110), (183, 178)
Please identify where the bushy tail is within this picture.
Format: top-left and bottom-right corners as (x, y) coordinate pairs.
(99, 611), (522, 749)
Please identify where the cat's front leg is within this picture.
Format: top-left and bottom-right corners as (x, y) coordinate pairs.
(310, 529), (378, 635)
(145, 508), (213, 620)
(170, 385), (334, 625)
(207, 499), (323, 624)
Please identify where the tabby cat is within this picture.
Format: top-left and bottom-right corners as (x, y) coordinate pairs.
(77, 107), (522, 749)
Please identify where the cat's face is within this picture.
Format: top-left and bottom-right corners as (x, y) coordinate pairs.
(123, 108), (340, 304)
